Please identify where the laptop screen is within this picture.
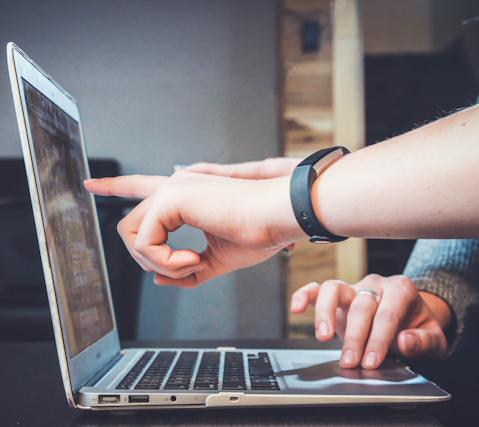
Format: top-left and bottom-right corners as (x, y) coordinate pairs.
(23, 79), (114, 358)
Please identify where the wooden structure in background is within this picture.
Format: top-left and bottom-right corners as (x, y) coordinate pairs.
(280, 0), (366, 337)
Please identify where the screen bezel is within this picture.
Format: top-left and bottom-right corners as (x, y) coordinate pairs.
(7, 43), (120, 403)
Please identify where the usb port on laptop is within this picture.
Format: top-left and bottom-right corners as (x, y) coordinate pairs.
(129, 395), (149, 403)
(98, 395), (120, 404)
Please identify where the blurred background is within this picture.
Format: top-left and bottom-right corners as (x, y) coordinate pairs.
(0, 0), (283, 342)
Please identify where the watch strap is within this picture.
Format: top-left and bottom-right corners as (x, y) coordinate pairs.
(290, 147), (349, 243)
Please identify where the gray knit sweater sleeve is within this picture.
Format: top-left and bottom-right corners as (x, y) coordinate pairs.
(403, 239), (479, 349)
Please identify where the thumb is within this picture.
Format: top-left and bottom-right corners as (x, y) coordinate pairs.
(397, 330), (422, 357)
(396, 328), (447, 359)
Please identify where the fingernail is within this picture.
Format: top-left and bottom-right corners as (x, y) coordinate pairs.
(318, 321), (330, 338)
(342, 349), (355, 365)
(364, 351), (377, 368)
(403, 333), (420, 354)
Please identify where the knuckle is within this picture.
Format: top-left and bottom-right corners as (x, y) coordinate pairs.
(388, 275), (419, 303)
(374, 308), (400, 325)
(391, 274), (415, 290)
(307, 281), (320, 288)
(133, 239), (147, 254)
(155, 182), (176, 200)
(364, 273), (382, 284)
(320, 280), (341, 292)
(350, 298), (372, 314)
(342, 337), (363, 351)
(300, 282), (319, 294)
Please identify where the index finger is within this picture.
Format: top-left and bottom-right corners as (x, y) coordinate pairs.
(84, 175), (167, 199)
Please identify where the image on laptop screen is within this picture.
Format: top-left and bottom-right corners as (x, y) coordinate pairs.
(23, 79), (114, 358)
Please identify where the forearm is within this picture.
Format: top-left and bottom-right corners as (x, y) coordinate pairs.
(311, 105), (479, 239)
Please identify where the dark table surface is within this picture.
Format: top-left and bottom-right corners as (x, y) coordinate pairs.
(0, 339), (469, 427)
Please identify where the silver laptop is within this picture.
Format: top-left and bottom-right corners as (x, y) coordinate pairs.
(7, 42), (450, 411)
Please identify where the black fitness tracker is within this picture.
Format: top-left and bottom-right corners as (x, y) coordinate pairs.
(290, 146), (350, 243)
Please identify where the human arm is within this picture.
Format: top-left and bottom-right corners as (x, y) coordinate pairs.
(312, 104), (479, 239)
(290, 275), (451, 369)
(84, 105), (479, 287)
(189, 105), (479, 240)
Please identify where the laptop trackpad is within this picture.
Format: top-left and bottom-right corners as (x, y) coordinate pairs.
(273, 350), (425, 393)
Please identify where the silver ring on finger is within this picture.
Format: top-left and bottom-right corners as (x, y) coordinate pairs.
(356, 289), (381, 304)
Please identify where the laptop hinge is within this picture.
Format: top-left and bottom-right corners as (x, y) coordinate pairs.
(85, 353), (124, 387)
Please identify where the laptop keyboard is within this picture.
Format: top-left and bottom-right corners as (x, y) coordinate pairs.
(115, 350), (279, 391)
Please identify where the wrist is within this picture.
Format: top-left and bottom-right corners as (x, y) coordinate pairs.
(265, 175), (305, 246)
(290, 147), (350, 243)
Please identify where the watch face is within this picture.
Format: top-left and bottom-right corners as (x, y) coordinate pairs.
(311, 148), (348, 176)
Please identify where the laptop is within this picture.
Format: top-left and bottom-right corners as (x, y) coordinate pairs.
(7, 42), (450, 411)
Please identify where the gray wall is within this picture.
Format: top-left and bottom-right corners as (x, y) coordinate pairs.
(0, 0), (284, 339)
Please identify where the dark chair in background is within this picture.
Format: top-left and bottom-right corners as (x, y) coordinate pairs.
(0, 158), (142, 342)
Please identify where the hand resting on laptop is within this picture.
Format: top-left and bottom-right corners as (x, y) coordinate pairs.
(290, 274), (450, 370)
